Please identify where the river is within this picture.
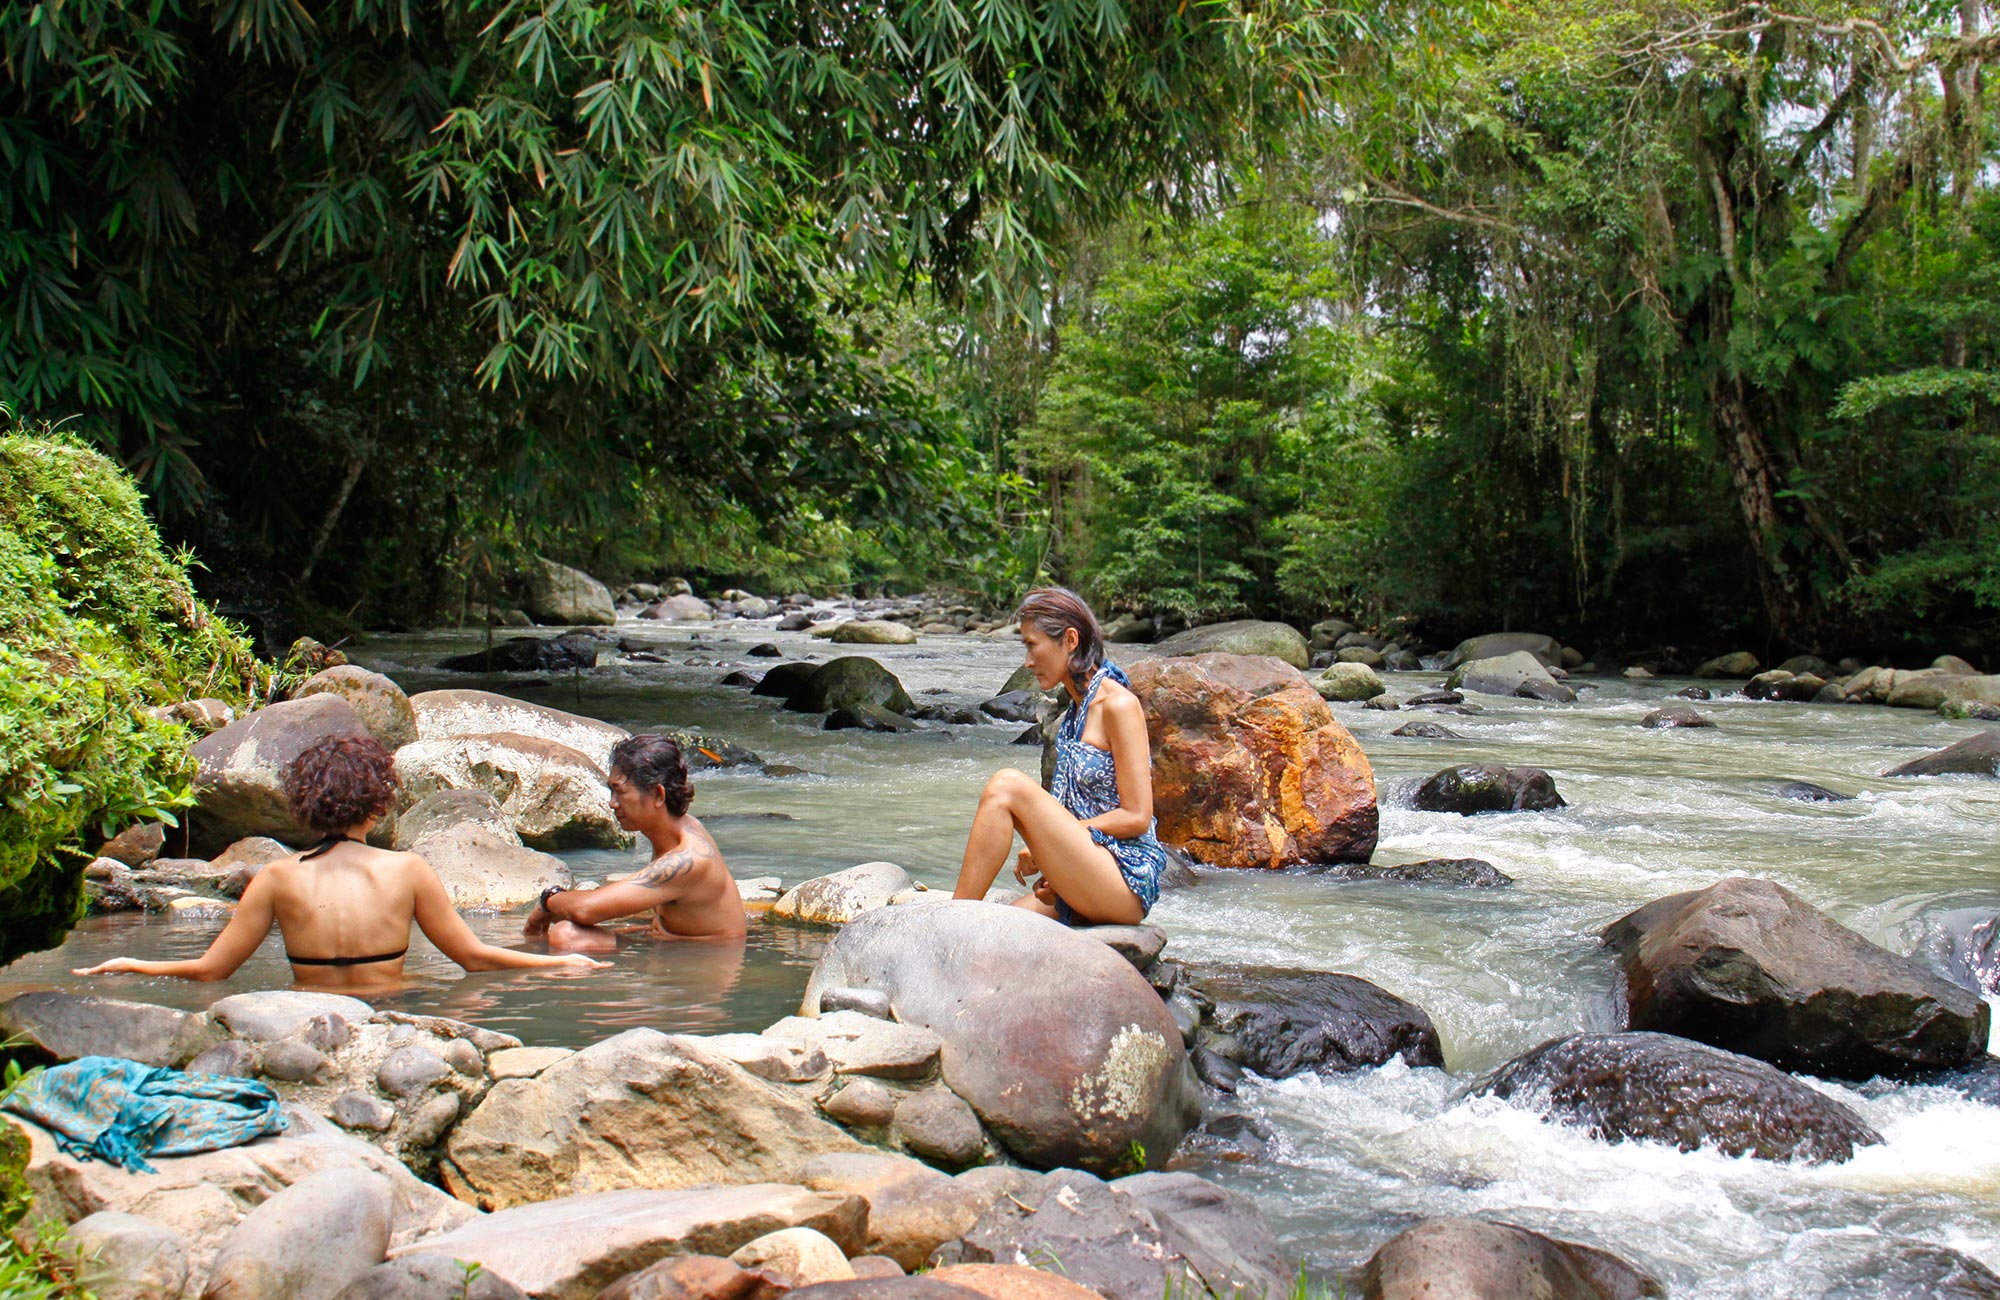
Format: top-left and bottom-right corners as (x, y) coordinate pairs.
(8, 614), (1998, 1296)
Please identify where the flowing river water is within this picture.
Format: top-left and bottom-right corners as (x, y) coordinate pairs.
(7, 615), (1998, 1297)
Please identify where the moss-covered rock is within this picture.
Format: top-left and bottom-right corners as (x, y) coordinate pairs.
(0, 429), (268, 963)
(0, 1112), (27, 1232)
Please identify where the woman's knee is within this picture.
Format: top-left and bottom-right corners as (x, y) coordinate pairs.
(981, 766), (1039, 805)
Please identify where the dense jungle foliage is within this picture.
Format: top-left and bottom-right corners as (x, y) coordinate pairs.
(0, 428), (266, 962)
(0, 1), (1995, 661)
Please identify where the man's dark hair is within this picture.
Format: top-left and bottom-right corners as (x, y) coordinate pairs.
(609, 734), (693, 816)
(1017, 586), (1106, 685)
(286, 734), (400, 832)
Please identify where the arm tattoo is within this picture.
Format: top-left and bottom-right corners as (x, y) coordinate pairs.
(636, 830), (715, 888)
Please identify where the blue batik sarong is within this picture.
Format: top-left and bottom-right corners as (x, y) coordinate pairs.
(1050, 662), (1167, 926)
(3, 1056), (286, 1173)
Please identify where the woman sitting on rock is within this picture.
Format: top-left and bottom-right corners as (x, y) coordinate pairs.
(75, 734), (607, 987)
(952, 587), (1166, 925)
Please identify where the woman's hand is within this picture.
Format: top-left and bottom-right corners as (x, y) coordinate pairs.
(71, 957), (142, 976)
(1012, 849), (1039, 885)
(546, 953), (610, 971)
(1032, 877), (1060, 907)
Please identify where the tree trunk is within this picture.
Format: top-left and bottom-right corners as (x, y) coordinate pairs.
(1707, 372), (1811, 634)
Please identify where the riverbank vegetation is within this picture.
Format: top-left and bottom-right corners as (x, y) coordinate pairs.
(0, 427), (266, 962)
(2, 2), (1996, 661)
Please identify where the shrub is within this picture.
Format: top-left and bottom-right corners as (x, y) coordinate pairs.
(0, 425), (268, 962)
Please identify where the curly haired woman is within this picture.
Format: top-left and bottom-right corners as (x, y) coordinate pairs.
(76, 733), (606, 988)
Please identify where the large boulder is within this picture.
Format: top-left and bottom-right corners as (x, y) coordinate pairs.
(394, 732), (627, 851)
(1313, 662), (1386, 702)
(519, 557), (616, 627)
(1475, 1032), (1882, 1163)
(830, 620), (919, 646)
(801, 902), (1200, 1175)
(1182, 966), (1442, 1078)
(1360, 1218), (1663, 1300)
(1809, 1234), (2000, 1300)
(933, 1168), (1287, 1300)
(1412, 764), (1566, 815)
(435, 633), (600, 674)
(294, 666), (419, 752)
(188, 696), (377, 852)
(68, 1210), (192, 1300)
(0, 992), (218, 1068)
(1602, 877), (1990, 1077)
(1126, 654), (1378, 869)
(11, 1109), (473, 1287)
(203, 1167), (394, 1300)
(773, 862), (918, 926)
(1154, 620), (1309, 669)
(405, 819), (569, 912)
(409, 690), (627, 770)
(330, 1254), (531, 1300)
(785, 657), (915, 717)
(394, 1185), (868, 1300)
(1693, 651), (1760, 679)
(1882, 730), (2000, 778)
(1448, 650), (1576, 702)
(1919, 906), (2000, 996)
(641, 593), (714, 621)
(1440, 632), (1562, 671)
(440, 1029), (862, 1210)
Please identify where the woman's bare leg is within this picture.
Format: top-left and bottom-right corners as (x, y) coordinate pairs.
(954, 767), (1143, 924)
(546, 920), (618, 952)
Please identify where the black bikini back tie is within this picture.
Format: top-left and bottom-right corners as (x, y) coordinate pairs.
(300, 833), (365, 860)
(286, 947), (409, 968)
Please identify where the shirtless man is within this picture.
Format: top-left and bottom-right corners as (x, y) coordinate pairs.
(524, 734), (747, 945)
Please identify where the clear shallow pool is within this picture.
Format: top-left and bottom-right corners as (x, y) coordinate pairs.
(9, 615), (1998, 1294)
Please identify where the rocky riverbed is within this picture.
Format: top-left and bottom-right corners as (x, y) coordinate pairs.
(6, 593), (2000, 1299)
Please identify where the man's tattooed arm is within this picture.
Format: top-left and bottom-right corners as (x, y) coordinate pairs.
(635, 829), (717, 889)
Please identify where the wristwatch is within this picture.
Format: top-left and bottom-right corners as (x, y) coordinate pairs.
(538, 885), (567, 913)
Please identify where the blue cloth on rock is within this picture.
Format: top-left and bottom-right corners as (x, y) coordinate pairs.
(1050, 662), (1166, 926)
(2, 1056), (286, 1173)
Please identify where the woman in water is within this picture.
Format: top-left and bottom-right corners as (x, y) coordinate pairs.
(952, 587), (1166, 924)
(75, 734), (606, 987)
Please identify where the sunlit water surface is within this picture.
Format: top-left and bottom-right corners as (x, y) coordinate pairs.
(6, 616), (1997, 1296)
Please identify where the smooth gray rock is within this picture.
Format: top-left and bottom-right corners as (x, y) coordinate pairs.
(1082, 924), (1167, 969)
(259, 1040), (330, 1083)
(1884, 730), (2000, 778)
(0, 992), (216, 1068)
(377, 1045), (452, 1099)
(518, 557), (616, 626)
(1449, 650), (1576, 702)
(1112, 1171), (1289, 1300)
(802, 901), (1199, 1175)
(774, 862), (917, 926)
(330, 1253), (530, 1300)
(1441, 632), (1562, 670)
(787, 656), (916, 715)
(823, 1079), (898, 1129)
(1155, 620), (1310, 669)
(209, 991), (376, 1043)
(401, 1092), (462, 1149)
(69, 1211), (190, 1300)
(294, 666), (419, 752)
(188, 696), (375, 851)
(892, 1088), (985, 1167)
(204, 1168), (395, 1300)
(188, 1040), (260, 1079)
(1476, 1031), (1882, 1162)
(332, 1091), (397, 1133)
(819, 987), (893, 1020)
(1361, 1217), (1663, 1300)
(391, 788), (513, 851)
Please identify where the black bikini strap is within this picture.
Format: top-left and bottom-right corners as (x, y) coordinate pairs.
(286, 947), (409, 968)
(300, 833), (363, 860)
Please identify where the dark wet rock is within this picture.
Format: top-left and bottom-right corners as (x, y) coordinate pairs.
(1921, 1054), (2000, 1106)
(1812, 1235), (2000, 1300)
(1404, 690), (1464, 706)
(1112, 1171), (1290, 1300)
(1883, 730), (2000, 778)
(1673, 685), (1713, 700)
(1361, 1217), (1664, 1300)
(1603, 876), (1991, 1077)
(934, 1168), (1286, 1300)
(749, 643), (783, 657)
(1325, 858), (1513, 888)
(786, 656), (916, 716)
(1412, 764), (1566, 815)
(1383, 650), (1422, 671)
(1391, 721), (1461, 739)
(1184, 965), (1443, 1078)
(825, 704), (919, 733)
(1159, 844), (1201, 889)
(1641, 704), (1714, 729)
(1363, 694), (1400, 711)
(1776, 780), (1853, 803)
(777, 610), (816, 632)
(909, 703), (982, 725)
(1011, 725), (1042, 745)
(1415, 703), (1480, 715)
(1476, 1031), (1882, 1162)
(1190, 1047), (1241, 1093)
(978, 690), (1043, 723)
(1517, 676), (1580, 702)
(720, 670), (763, 688)
(436, 633), (598, 673)
(751, 660), (821, 699)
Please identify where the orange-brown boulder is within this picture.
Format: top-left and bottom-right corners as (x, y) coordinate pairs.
(926, 1264), (1106, 1298)
(1126, 653), (1377, 868)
